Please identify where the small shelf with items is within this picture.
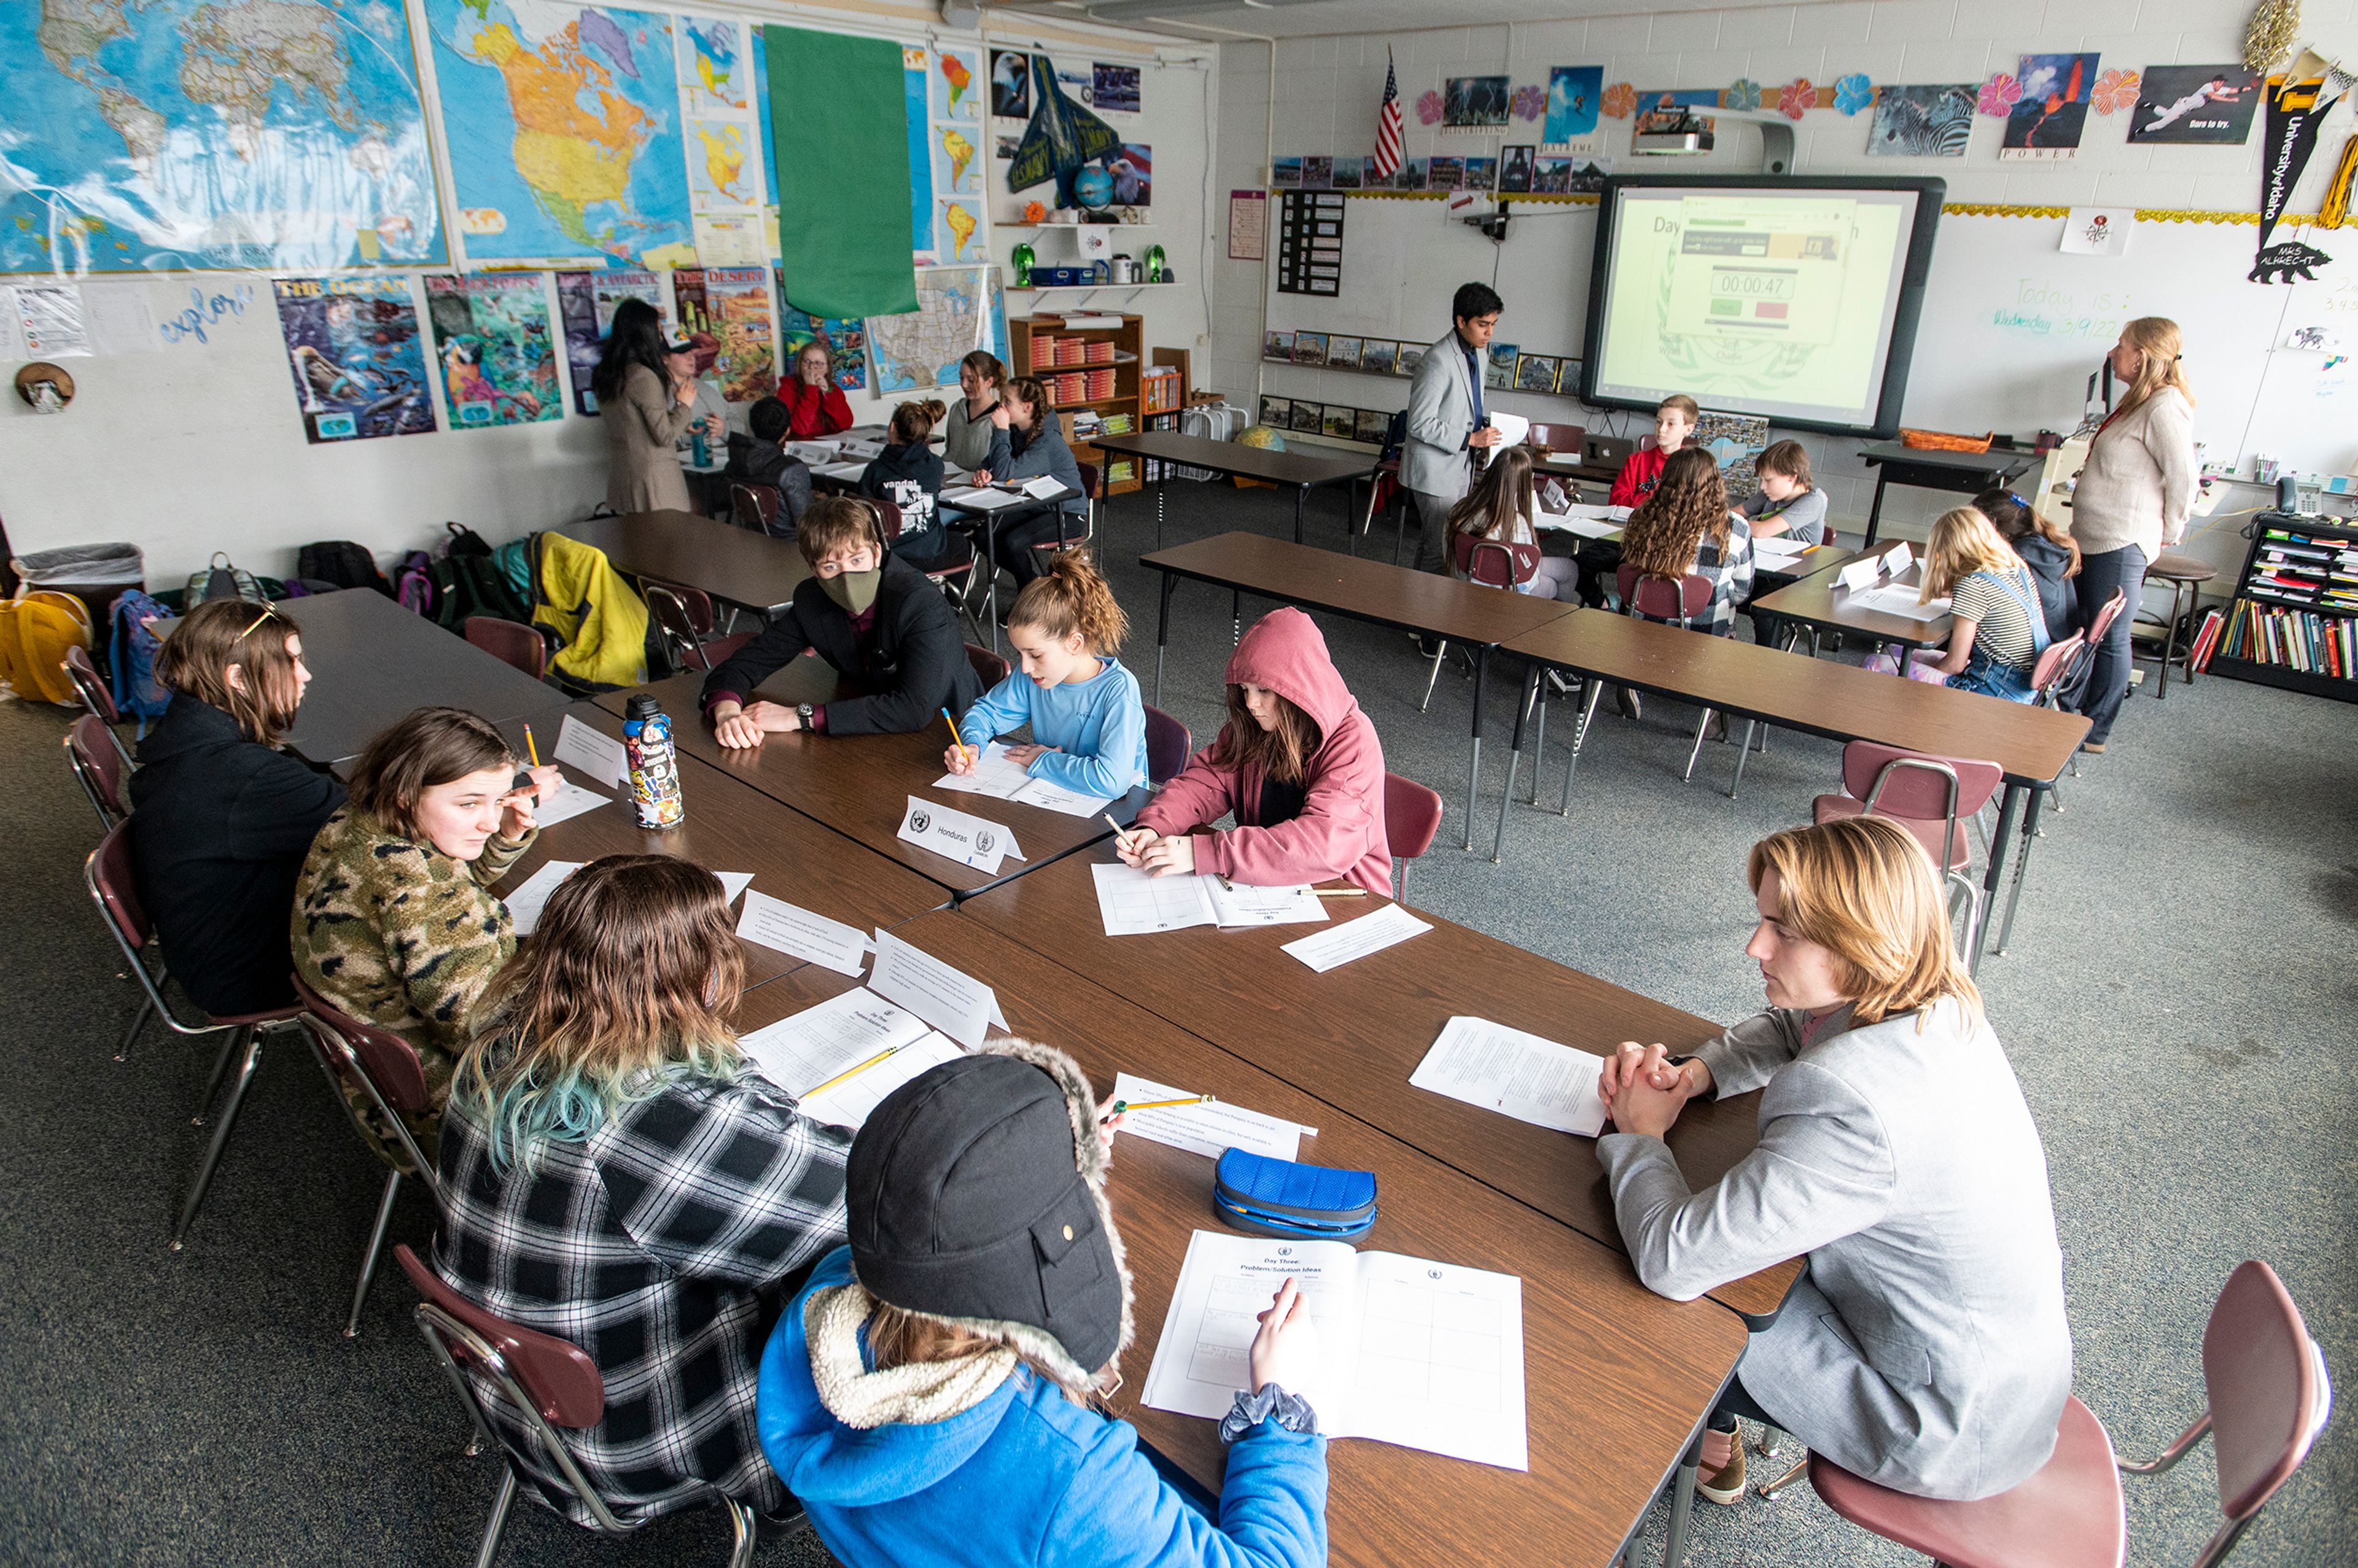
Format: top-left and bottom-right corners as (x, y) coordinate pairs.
(2206, 511), (2358, 701)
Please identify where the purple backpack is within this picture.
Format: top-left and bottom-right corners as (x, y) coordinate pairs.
(394, 550), (435, 616)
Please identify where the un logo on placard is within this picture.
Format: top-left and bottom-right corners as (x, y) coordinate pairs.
(1277, 1246), (1293, 1257)
(909, 809), (932, 834)
(1428, 1269), (1442, 1279)
(975, 829), (996, 854)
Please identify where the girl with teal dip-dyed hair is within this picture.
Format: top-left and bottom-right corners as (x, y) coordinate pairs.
(432, 855), (852, 1527)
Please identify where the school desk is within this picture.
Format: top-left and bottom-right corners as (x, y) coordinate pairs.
(935, 480), (1086, 651)
(593, 674), (1152, 898)
(279, 588), (570, 767)
(1746, 560), (1955, 676)
(955, 852), (1802, 1326)
(558, 509), (811, 619)
(1088, 429), (1374, 548)
(1855, 443), (2037, 549)
(736, 910), (1749, 1568)
(484, 704), (945, 985)
(1140, 532), (1581, 852)
(1490, 612), (2090, 967)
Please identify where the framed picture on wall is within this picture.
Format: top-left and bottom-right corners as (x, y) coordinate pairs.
(1395, 158), (1428, 191)
(1292, 331), (1329, 367)
(1360, 340), (1398, 376)
(1330, 157), (1363, 190)
(1463, 156), (1497, 190)
(1272, 157), (1303, 188)
(1516, 354), (1561, 393)
(1290, 400), (1323, 432)
(1258, 394), (1291, 426)
(1322, 406), (1357, 439)
(1397, 341), (1427, 377)
(1327, 335), (1364, 370)
(1499, 145), (1535, 192)
(1426, 155), (1464, 190)
(1355, 408), (1389, 443)
(1263, 330), (1294, 360)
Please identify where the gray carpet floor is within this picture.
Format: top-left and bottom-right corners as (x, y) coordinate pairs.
(2, 479), (2350, 1567)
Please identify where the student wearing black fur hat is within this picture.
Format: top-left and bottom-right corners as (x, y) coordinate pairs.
(757, 1042), (1329, 1568)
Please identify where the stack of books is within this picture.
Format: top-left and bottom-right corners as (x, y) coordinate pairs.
(2220, 598), (2358, 678)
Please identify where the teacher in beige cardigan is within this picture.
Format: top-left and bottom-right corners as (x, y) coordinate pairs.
(593, 297), (698, 514)
(2068, 316), (2197, 751)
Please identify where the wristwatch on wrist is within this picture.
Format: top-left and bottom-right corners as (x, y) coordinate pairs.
(796, 703), (815, 730)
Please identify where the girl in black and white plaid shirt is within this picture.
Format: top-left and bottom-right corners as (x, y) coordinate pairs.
(1619, 446), (1756, 637)
(434, 855), (851, 1528)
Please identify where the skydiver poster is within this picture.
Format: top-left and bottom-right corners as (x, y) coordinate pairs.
(272, 276), (437, 444)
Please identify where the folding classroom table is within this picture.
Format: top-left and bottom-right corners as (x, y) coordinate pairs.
(1087, 429), (1374, 548)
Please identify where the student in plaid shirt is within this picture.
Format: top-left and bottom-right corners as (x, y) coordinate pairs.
(1620, 446), (1756, 637)
(435, 855), (850, 1527)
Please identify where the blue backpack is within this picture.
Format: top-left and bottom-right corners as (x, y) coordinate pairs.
(109, 588), (174, 732)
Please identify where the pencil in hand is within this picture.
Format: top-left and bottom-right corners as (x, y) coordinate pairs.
(940, 708), (972, 768)
(523, 723), (541, 768)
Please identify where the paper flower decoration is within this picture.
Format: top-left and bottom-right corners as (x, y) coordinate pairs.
(1777, 77), (1816, 119)
(1416, 89), (1444, 125)
(2091, 68), (2141, 114)
(1726, 78), (1762, 111)
(1977, 73), (2022, 116)
(1834, 73), (1874, 115)
(1511, 83), (1546, 122)
(1602, 81), (1637, 119)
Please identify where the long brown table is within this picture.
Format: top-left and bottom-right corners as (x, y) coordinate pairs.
(1492, 610), (2091, 965)
(558, 510), (810, 618)
(737, 910), (1749, 1568)
(481, 704), (946, 985)
(281, 588), (570, 767)
(1089, 430), (1373, 547)
(1748, 559), (1955, 672)
(1141, 532), (1579, 851)
(593, 673), (1151, 898)
(957, 849), (1799, 1324)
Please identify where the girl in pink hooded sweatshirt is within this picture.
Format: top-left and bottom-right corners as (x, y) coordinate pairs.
(1118, 607), (1393, 895)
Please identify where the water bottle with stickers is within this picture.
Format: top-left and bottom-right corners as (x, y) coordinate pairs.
(623, 693), (685, 829)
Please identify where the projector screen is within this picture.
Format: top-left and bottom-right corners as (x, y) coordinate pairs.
(1578, 176), (1945, 436)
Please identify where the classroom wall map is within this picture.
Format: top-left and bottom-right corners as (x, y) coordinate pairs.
(2, 0), (446, 275)
(422, 0), (696, 270)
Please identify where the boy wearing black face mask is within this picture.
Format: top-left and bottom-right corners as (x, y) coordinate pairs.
(701, 497), (984, 745)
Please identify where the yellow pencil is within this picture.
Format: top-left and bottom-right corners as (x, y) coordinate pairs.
(523, 723), (541, 768)
(800, 1045), (901, 1101)
(1103, 811), (1138, 851)
(941, 708), (972, 767)
(1313, 887), (1367, 898)
(1110, 1094), (1210, 1113)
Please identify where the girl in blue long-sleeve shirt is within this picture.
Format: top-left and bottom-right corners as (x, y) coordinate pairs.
(948, 549), (1147, 799)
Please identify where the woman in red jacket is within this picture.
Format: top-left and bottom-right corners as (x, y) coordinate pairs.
(778, 340), (854, 438)
(1117, 607), (1392, 894)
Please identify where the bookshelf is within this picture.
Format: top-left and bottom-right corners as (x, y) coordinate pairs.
(1009, 312), (1186, 497)
(2207, 511), (2358, 700)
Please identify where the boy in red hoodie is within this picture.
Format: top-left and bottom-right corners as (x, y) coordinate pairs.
(1118, 607), (1392, 895)
(1578, 392), (1702, 611)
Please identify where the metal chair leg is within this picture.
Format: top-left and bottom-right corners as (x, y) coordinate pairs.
(172, 1025), (262, 1250)
(115, 995), (155, 1063)
(1681, 709), (1712, 783)
(472, 1466), (518, 1568)
(1560, 678), (1605, 815)
(192, 1023), (246, 1124)
(1754, 1424), (1787, 1457)
(1529, 686), (1551, 803)
(1727, 721), (1758, 799)
(1417, 641), (1447, 713)
(1757, 1456), (1811, 1499)
(1994, 820), (2044, 955)
(1396, 860), (1411, 904)
(725, 1497), (760, 1568)
(344, 1168), (405, 1338)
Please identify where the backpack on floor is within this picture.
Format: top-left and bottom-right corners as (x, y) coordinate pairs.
(295, 540), (394, 598)
(432, 522), (532, 629)
(184, 551), (266, 606)
(0, 586), (93, 705)
(393, 551), (435, 617)
(108, 589), (174, 729)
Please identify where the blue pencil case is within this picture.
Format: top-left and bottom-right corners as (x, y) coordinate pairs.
(1212, 1149), (1378, 1241)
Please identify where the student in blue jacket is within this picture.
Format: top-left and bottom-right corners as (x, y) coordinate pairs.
(757, 1042), (1328, 1568)
(946, 549), (1148, 799)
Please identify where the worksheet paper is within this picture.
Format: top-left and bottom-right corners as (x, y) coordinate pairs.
(1752, 537), (1811, 568)
(555, 715), (631, 788)
(1484, 411), (1530, 449)
(933, 741), (1118, 817)
(868, 929), (1006, 1048)
(737, 988), (965, 1127)
(1142, 1230), (1528, 1470)
(1018, 475), (1067, 500)
(942, 486), (1022, 511)
(501, 860), (585, 935)
(1410, 1016), (1607, 1138)
(1850, 585), (1952, 622)
(1282, 902), (1433, 972)
(532, 778), (613, 828)
(1090, 863), (1328, 936)
(814, 460), (868, 481)
(735, 890), (867, 974)
(896, 796), (1024, 874)
(1110, 1072), (1310, 1162)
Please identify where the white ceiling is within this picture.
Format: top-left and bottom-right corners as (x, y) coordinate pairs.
(986, 0), (1812, 42)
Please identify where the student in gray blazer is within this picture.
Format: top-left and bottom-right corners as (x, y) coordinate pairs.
(1596, 816), (2072, 1505)
(1401, 282), (1508, 574)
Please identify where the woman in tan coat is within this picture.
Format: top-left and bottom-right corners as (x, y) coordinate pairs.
(594, 297), (697, 513)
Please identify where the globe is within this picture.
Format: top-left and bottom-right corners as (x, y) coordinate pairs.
(1072, 165), (1115, 212)
(1238, 424), (1286, 451)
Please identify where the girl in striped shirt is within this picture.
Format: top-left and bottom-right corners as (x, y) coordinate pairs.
(1866, 506), (2050, 701)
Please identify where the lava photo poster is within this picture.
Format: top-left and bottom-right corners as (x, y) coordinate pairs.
(556, 270), (667, 416)
(424, 272), (561, 430)
(2129, 65), (2262, 144)
(2002, 53), (2100, 159)
(273, 276), (436, 443)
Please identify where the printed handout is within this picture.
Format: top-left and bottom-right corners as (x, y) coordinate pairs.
(934, 740), (1119, 816)
(736, 987), (965, 1128)
(1409, 1015), (1607, 1137)
(1282, 902), (1433, 972)
(735, 890), (868, 974)
(1090, 863), (1328, 935)
(1110, 1072), (1310, 1162)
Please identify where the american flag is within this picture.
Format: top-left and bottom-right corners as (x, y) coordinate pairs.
(1371, 49), (1403, 180)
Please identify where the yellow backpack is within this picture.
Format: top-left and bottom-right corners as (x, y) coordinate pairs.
(0, 587), (94, 705)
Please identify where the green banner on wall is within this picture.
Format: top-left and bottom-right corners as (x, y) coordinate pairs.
(765, 26), (917, 320)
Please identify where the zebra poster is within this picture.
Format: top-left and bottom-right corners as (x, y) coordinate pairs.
(1867, 84), (1974, 157)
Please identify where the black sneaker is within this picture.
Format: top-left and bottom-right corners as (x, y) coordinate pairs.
(1615, 685), (1642, 720)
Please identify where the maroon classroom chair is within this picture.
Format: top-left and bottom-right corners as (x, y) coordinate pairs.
(966, 642), (1010, 688)
(1977, 629), (2096, 960)
(292, 972), (443, 1338)
(66, 715), (129, 829)
(731, 481), (784, 538)
(1614, 565), (1730, 786)
(641, 581), (744, 674)
(464, 616), (547, 681)
(1809, 1260), (2330, 1568)
(1420, 534), (1543, 713)
(394, 1244), (762, 1566)
(2065, 586), (2131, 778)
(1813, 742), (2005, 955)
(64, 645), (134, 766)
(84, 820), (300, 1247)
(1383, 772), (1443, 904)
(1142, 704), (1191, 785)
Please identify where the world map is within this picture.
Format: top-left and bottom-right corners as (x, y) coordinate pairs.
(423, 0), (694, 271)
(868, 265), (1005, 394)
(2, 0), (445, 274)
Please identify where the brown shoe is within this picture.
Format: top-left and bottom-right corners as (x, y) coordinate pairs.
(2080, 740), (2106, 755)
(1698, 1422), (1748, 1504)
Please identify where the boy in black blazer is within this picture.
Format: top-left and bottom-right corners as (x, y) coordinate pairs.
(701, 496), (981, 740)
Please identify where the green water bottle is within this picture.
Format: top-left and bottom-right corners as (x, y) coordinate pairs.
(1143, 243), (1165, 282)
(1011, 241), (1035, 287)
